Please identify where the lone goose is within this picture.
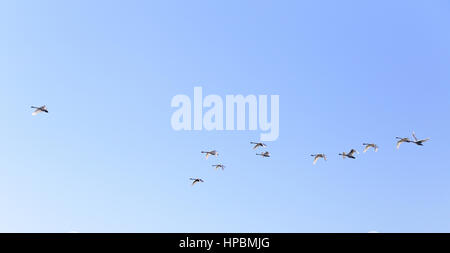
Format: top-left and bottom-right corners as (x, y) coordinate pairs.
(339, 149), (358, 159)
(201, 150), (218, 159)
(311, 154), (327, 165)
(212, 164), (226, 170)
(31, 105), (48, 116)
(396, 137), (411, 149)
(412, 131), (430, 146)
(250, 142), (267, 150)
(190, 178), (204, 186)
(256, 151), (270, 158)
(362, 143), (379, 153)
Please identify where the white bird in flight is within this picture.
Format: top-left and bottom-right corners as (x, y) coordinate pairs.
(396, 137), (412, 149)
(212, 164), (226, 171)
(201, 150), (218, 159)
(250, 142), (267, 150)
(256, 151), (271, 158)
(362, 143), (379, 153)
(31, 105), (48, 116)
(339, 149), (359, 159)
(311, 154), (327, 165)
(190, 178), (204, 186)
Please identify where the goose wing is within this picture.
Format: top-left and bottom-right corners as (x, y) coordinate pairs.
(348, 149), (358, 156)
(32, 109), (42, 116)
(412, 132), (419, 142)
(396, 140), (403, 149)
(419, 138), (430, 143)
(363, 145), (370, 153)
(313, 156), (319, 165)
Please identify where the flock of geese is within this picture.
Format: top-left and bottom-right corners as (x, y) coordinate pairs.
(29, 105), (430, 187)
(309, 132), (429, 166)
(190, 142), (271, 186)
(190, 133), (430, 186)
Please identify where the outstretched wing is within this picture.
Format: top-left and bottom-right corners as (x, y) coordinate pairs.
(420, 138), (430, 143)
(205, 153), (210, 159)
(349, 149), (358, 156)
(412, 132), (418, 142)
(32, 109), (41, 116)
(313, 156), (319, 165)
(363, 145), (370, 153)
(396, 140), (403, 149)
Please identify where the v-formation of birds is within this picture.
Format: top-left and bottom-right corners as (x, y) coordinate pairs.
(29, 105), (430, 186)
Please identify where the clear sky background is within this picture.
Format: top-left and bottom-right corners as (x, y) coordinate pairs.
(1, 0), (449, 232)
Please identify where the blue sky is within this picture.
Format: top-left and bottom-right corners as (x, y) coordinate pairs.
(1, 0), (449, 232)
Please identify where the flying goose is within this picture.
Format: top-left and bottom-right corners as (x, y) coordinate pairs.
(311, 154), (327, 165)
(212, 164), (226, 170)
(201, 150), (218, 159)
(412, 131), (430, 146)
(190, 178), (204, 186)
(362, 143), (379, 153)
(396, 137), (411, 149)
(250, 142), (267, 150)
(256, 151), (271, 158)
(339, 149), (359, 159)
(31, 105), (48, 116)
